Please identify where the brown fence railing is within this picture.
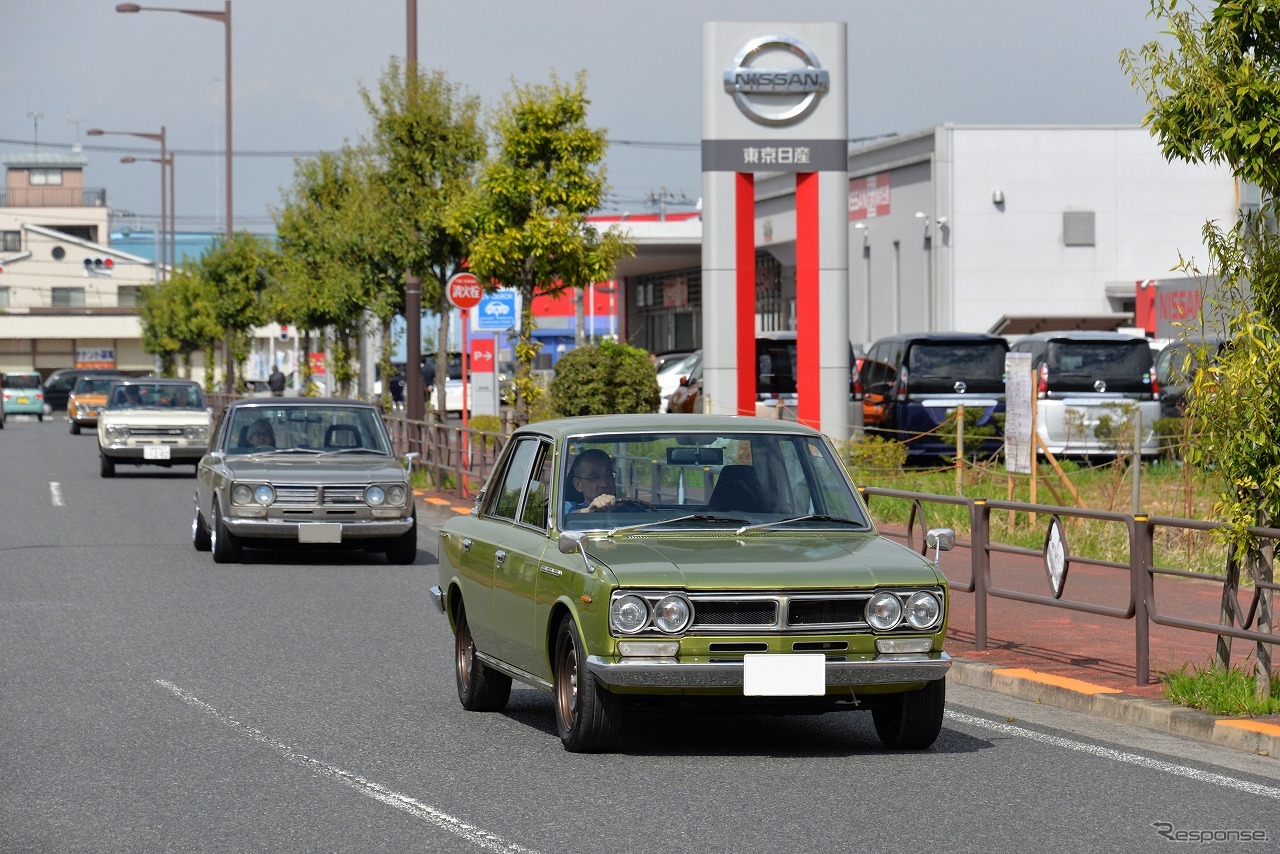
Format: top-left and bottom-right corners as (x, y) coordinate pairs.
(862, 486), (1279, 687)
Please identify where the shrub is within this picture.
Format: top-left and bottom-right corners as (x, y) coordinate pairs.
(547, 341), (660, 417)
(845, 433), (907, 478)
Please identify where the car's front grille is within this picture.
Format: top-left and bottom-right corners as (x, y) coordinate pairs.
(662, 590), (944, 635)
(130, 426), (185, 437)
(274, 486), (319, 505)
(269, 485), (367, 507)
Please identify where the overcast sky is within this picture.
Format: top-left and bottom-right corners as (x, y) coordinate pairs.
(3, 1), (1167, 235)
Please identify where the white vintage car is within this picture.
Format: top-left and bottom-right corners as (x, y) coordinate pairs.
(97, 379), (211, 477)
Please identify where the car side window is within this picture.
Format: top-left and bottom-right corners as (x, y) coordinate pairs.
(487, 437), (540, 522)
(518, 443), (553, 530)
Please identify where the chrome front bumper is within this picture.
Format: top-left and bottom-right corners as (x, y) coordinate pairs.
(223, 516), (414, 539)
(585, 652), (951, 689)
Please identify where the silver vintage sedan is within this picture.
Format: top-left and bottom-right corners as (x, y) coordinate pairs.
(193, 398), (418, 564)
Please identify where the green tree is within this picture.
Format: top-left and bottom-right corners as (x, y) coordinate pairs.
(458, 71), (633, 424)
(137, 270), (221, 378)
(1121, 0), (1280, 696)
(198, 232), (279, 392)
(362, 58), (485, 417)
(547, 340), (660, 416)
(276, 147), (386, 397)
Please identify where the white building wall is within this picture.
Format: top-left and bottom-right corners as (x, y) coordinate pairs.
(948, 125), (1238, 334)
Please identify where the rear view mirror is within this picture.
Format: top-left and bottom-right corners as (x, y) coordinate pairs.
(667, 446), (724, 466)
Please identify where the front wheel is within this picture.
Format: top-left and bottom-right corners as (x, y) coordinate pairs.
(192, 501), (212, 552)
(384, 512), (417, 565)
(554, 614), (621, 752)
(871, 679), (945, 750)
(99, 454), (114, 478)
(70, 421), (80, 435)
(454, 603), (511, 711)
(210, 502), (241, 564)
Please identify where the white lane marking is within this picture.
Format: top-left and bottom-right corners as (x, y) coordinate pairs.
(49, 482), (64, 507)
(947, 709), (1280, 800)
(156, 680), (538, 853)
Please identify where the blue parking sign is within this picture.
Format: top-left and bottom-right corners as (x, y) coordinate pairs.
(477, 290), (518, 330)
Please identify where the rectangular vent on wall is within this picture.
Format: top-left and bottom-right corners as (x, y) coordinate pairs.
(1063, 211), (1096, 246)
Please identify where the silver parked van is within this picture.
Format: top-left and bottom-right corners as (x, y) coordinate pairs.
(1008, 331), (1161, 458)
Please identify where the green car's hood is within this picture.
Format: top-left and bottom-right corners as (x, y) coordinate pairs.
(583, 533), (944, 590)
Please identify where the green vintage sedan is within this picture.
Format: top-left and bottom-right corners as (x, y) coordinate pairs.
(431, 414), (954, 753)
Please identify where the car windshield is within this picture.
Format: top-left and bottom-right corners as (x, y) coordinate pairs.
(558, 430), (871, 533)
(224, 405), (392, 455)
(108, 382), (204, 410)
(2, 373), (41, 389)
(73, 376), (119, 395)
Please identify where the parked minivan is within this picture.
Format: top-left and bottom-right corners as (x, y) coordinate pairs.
(856, 332), (1010, 458)
(1008, 331), (1161, 458)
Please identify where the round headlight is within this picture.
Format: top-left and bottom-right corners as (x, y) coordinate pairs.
(610, 594), (650, 634)
(652, 594), (692, 634)
(253, 485), (275, 506)
(904, 591), (942, 630)
(365, 485), (387, 506)
(386, 485), (407, 506)
(865, 592), (903, 631)
(231, 484), (254, 505)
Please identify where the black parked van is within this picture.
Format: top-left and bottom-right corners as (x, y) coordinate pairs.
(857, 332), (1010, 458)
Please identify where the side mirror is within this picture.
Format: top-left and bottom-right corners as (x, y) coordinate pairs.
(925, 527), (956, 566)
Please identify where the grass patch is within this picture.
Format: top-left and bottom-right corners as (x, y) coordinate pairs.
(1161, 661), (1280, 717)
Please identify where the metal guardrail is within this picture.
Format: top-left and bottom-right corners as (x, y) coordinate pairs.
(862, 486), (1279, 687)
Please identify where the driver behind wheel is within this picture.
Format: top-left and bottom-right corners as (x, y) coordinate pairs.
(565, 448), (619, 513)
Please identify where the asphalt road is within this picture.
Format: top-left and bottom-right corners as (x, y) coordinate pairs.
(4, 412), (1280, 853)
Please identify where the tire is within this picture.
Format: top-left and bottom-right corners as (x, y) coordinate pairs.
(192, 502), (212, 552)
(384, 511), (417, 565)
(454, 603), (511, 712)
(210, 502), (241, 564)
(99, 454), (115, 478)
(871, 679), (946, 750)
(554, 614), (621, 752)
(70, 421), (80, 435)
(37, 412), (43, 422)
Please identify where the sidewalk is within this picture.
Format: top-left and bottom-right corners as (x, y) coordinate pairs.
(415, 491), (1280, 757)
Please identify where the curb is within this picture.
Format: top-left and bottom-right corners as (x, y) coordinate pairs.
(950, 657), (1279, 758)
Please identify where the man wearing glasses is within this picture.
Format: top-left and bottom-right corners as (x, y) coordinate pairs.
(564, 448), (619, 513)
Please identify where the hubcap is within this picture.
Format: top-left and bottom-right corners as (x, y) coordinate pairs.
(557, 637), (579, 729)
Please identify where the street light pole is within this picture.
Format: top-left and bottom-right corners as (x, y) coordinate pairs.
(117, 1), (234, 390)
(403, 0), (424, 421)
(120, 153), (174, 285)
(88, 126), (166, 281)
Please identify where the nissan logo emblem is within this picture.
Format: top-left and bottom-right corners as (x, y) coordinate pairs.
(723, 34), (830, 126)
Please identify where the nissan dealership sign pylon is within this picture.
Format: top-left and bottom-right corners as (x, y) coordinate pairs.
(702, 22), (849, 439)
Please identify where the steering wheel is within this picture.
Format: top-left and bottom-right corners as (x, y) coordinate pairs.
(609, 496), (655, 512)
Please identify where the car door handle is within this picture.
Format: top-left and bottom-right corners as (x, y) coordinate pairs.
(461, 538), (472, 551)
(494, 549), (507, 565)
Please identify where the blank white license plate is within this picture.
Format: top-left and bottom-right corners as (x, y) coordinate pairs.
(298, 523), (342, 544)
(143, 445), (171, 460)
(743, 653), (826, 696)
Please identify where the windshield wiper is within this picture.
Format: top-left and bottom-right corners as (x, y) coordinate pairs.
(321, 447), (383, 456)
(736, 514), (869, 535)
(607, 513), (752, 535)
(248, 447), (324, 457)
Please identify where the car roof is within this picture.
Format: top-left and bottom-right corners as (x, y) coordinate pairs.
(223, 397), (377, 410)
(869, 332), (1009, 345)
(511, 413), (824, 441)
(1013, 331), (1151, 343)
